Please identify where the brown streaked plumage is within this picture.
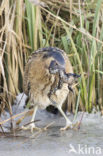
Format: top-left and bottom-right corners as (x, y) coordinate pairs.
(23, 47), (79, 132)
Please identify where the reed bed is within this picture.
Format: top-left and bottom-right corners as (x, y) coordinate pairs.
(0, 0), (103, 115)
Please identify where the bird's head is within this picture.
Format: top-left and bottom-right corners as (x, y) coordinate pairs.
(49, 59), (80, 85)
(49, 60), (65, 74)
(42, 48), (65, 75)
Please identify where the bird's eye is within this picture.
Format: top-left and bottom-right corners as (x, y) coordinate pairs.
(49, 60), (57, 69)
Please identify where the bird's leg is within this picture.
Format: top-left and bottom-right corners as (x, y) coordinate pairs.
(30, 105), (40, 132)
(56, 105), (73, 131)
(50, 98), (72, 131)
(21, 105), (40, 132)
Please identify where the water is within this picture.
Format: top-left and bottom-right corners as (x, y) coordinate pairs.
(0, 94), (103, 156)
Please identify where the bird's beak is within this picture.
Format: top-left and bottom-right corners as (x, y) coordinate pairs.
(67, 73), (81, 78)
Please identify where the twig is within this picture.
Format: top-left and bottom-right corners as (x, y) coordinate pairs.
(77, 112), (85, 129)
(0, 109), (33, 125)
(73, 88), (81, 122)
(0, 125), (6, 136)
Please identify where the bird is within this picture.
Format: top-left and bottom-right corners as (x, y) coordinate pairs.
(22, 47), (80, 132)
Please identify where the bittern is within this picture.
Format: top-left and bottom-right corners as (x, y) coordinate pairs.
(23, 47), (80, 132)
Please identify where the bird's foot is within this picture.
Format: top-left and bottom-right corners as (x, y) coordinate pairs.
(21, 123), (48, 133)
(60, 122), (73, 131)
(41, 127), (48, 131)
(60, 121), (80, 131)
(21, 123), (41, 133)
(72, 121), (80, 130)
(60, 126), (70, 131)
